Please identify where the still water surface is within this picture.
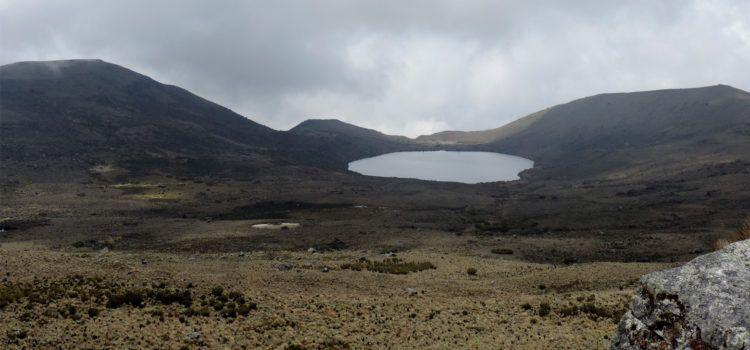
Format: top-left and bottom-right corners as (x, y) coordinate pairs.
(348, 151), (533, 184)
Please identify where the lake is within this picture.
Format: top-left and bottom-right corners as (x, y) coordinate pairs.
(348, 151), (534, 184)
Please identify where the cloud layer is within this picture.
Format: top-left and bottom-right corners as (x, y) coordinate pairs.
(2, 0), (749, 136)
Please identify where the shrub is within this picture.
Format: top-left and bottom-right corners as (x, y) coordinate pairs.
(212, 300), (225, 311)
(580, 302), (608, 319)
(557, 304), (579, 317)
(341, 258), (435, 275)
(5, 329), (28, 343)
(211, 286), (224, 297)
(184, 306), (211, 317)
(106, 290), (145, 308)
(466, 268), (477, 276)
(521, 302), (532, 311)
(66, 304), (77, 316)
(148, 308), (165, 321)
(220, 306), (237, 318)
(555, 302), (626, 322)
(152, 288), (192, 307)
(538, 302), (551, 317)
(228, 291), (243, 301)
(58, 304), (79, 319)
(237, 302), (256, 316)
(0, 285), (25, 309)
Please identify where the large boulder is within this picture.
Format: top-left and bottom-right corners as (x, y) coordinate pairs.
(611, 240), (749, 349)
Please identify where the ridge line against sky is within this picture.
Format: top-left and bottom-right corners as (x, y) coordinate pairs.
(1, 0), (749, 137)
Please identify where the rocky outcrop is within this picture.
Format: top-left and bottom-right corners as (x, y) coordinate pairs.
(611, 240), (749, 349)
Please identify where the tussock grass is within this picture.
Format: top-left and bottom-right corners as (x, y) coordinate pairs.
(738, 217), (750, 240)
(714, 216), (750, 250)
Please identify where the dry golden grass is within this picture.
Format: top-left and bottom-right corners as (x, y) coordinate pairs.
(738, 217), (750, 240)
(714, 216), (750, 250)
(713, 238), (732, 251)
(0, 241), (672, 349)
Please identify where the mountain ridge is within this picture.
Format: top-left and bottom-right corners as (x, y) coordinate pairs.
(418, 84), (750, 179)
(0, 59), (421, 176)
(2, 59), (749, 181)
(417, 84), (749, 145)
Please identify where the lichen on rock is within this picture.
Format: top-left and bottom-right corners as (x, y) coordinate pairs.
(611, 240), (750, 349)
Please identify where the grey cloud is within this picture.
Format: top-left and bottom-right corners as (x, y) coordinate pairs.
(1, 0), (749, 136)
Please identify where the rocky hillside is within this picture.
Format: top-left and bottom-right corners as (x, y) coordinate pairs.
(611, 239), (749, 349)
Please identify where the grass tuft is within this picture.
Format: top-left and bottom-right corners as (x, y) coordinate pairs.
(538, 302), (551, 317)
(713, 216), (750, 250)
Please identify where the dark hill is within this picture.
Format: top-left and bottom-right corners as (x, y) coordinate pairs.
(289, 119), (427, 163)
(0, 60), (405, 177)
(0, 60), (290, 176)
(421, 85), (750, 179)
(1, 59), (281, 153)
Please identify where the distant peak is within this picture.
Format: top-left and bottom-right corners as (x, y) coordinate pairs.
(2, 58), (108, 70)
(0, 59), (147, 82)
(706, 84), (747, 93)
(645, 84), (747, 94)
(297, 118), (347, 125)
(291, 118), (350, 130)
(288, 118), (400, 138)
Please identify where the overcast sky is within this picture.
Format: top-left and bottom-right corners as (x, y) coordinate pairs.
(2, 1), (749, 137)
